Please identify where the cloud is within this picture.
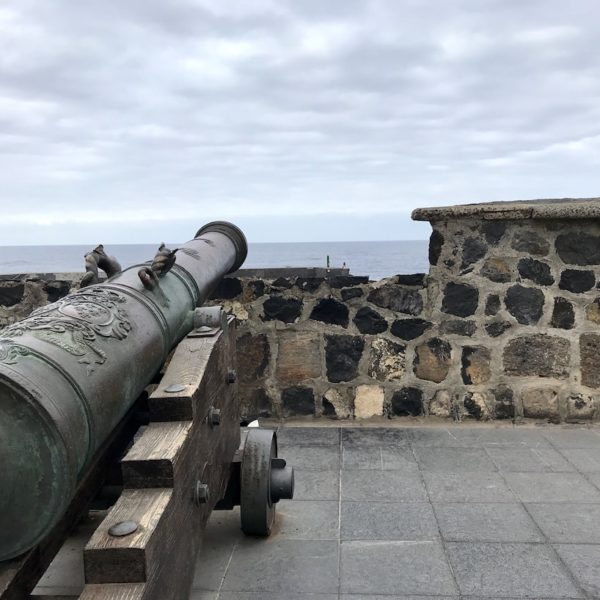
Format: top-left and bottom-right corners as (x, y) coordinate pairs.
(0, 0), (599, 243)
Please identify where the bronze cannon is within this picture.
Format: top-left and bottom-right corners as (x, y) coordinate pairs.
(0, 222), (293, 568)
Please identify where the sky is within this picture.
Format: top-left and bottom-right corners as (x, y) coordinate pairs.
(0, 0), (599, 245)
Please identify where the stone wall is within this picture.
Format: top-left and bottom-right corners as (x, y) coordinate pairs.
(2, 198), (600, 424)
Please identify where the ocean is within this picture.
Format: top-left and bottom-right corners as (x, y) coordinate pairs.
(0, 240), (429, 281)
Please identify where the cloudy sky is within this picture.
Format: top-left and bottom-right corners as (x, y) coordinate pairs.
(0, 0), (599, 245)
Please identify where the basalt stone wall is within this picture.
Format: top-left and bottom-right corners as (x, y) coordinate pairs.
(206, 272), (431, 422)
(3, 199), (600, 423)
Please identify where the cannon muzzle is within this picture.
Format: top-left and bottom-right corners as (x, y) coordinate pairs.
(0, 222), (247, 560)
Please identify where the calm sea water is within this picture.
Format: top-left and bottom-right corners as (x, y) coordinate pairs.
(0, 240), (429, 280)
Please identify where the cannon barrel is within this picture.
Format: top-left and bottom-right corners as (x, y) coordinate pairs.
(0, 222), (247, 561)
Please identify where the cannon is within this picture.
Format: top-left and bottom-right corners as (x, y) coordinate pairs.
(0, 222), (294, 599)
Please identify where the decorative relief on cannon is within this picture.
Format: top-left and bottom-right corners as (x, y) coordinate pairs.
(0, 288), (131, 367)
(0, 341), (31, 365)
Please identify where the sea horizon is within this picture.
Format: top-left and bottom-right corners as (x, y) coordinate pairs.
(0, 240), (430, 280)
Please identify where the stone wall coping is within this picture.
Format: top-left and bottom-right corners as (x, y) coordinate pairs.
(412, 197), (600, 221)
(0, 267), (352, 281)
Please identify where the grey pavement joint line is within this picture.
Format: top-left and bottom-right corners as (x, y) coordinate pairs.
(482, 444), (591, 600)
(409, 442), (461, 597)
(215, 540), (238, 600)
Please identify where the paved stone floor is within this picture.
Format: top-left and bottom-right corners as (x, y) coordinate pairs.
(191, 425), (600, 600)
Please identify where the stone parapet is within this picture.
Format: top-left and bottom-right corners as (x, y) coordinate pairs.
(2, 198), (600, 424)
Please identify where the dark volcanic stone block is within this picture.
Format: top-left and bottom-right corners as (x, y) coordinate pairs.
(391, 387), (424, 416)
(322, 396), (336, 417)
(330, 275), (369, 288)
(295, 277), (324, 292)
(272, 276), (292, 289)
(441, 282), (479, 317)
(559, 269), (595, 293)
(0, 284), (25, 307)
(325, 335), (364, 383)
(503, 334), (570, 378)
(461, 237), (488, 269)
(367, 285), (423, 315)
(485, 294), (501, 316)
(581, 333), (600, 387)
(429, 229), (444, 265)
(439, 320), (476, 337)
(396, 273), (426, 286)
(463, 392), (491, 420)
(485, 321), (512, 338)
(413, 337), (452, 383)
(282, 386), (315, 416)
(44, 280), (71, 303)
(353, 306), (388, 334)
(241, 388), (273, 421)
(310, 298), (349, 328)
(493, 386), (514, 419)
(482, 221), (506, 245)
(390, 318), (432, 340)
(237, 332), (270, 384)
(556, 232), (600, 265)
(512, 230), (550, 256)
(341, 287), (363, 301)
(248, 279), (267, 298)
(210, 277), (242, 299)
(262, 296), (303, 323)
(461, 346), (491, 385)
(480, 258), (511, 283)
(551, 297), (575, 329)
(505, 284), (544, 325)
(517, 258), (554, 286)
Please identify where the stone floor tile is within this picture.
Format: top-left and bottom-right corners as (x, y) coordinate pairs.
(527, 503), (600, 543)
(277, 426), (340, 447)
(446, 542), (583, 598)
(192, 510), (241, 591)
(293, 469), (339, 501)
(340, 540), (457, 596)
(340, 596), (458, 600)
(555, 544), (600, 597)
(414, 446), (497, 472)
(342, 427), (411, 447)
(189, 593), (218, 600)
(275, 500), (339, 539)
(587, 472), (600, 491)
(433, 502), (543, 543)
(218, 594), (338, 599)
(342, 446), (383, 469)
(222, 539), (339, 594)
(423, 471), (517, 503)
(381, 447), (420, 470)
(504, 472), (600, 503)
(342, 469), (428, 502)
(450, 427), (552, 448)
(278, 445), (340, 470)
(561, 448), (600, 472)
(397, 427), (467, 447)
(542, 428), (600, 448)
(342, 446), (418, 471)
(486, 446), (574, 472)
(341, 501), (438, 541)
